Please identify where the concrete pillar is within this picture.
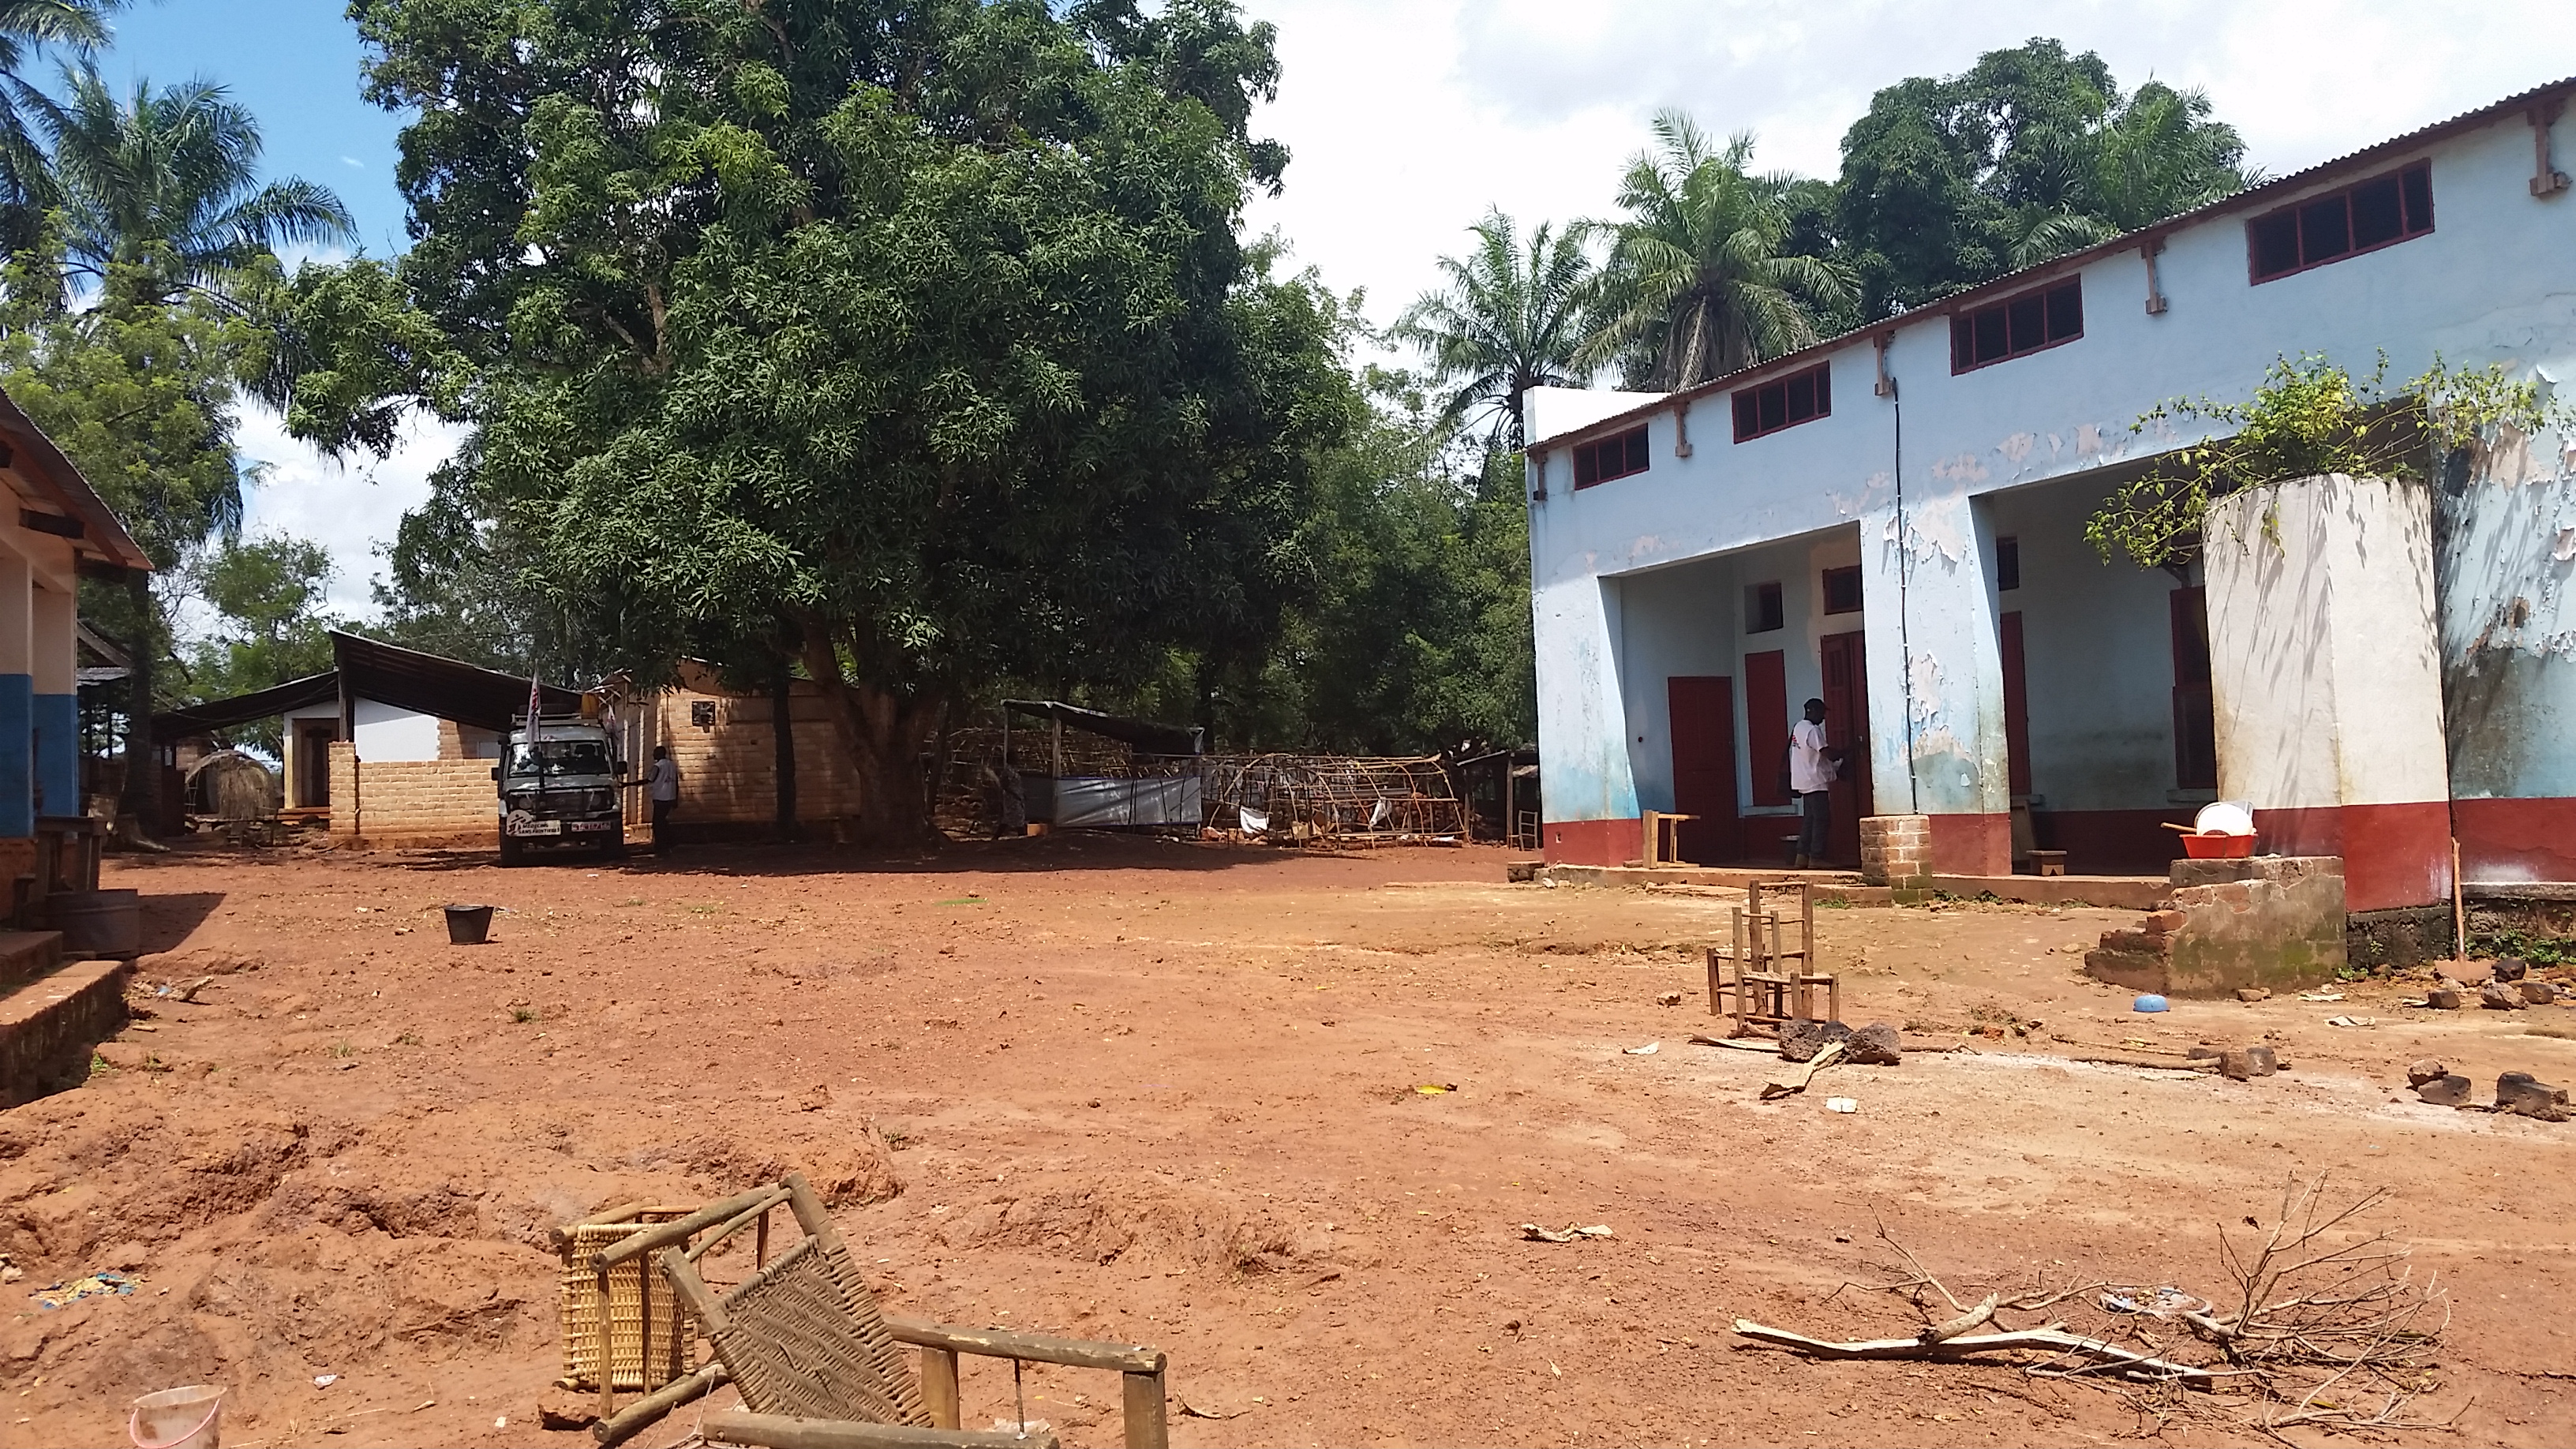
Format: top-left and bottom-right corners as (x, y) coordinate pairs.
(1530, 571), (1642, 865)
(1855, 490), (2012, 877)
(2204, 474), (2450, 912)
(0, 549), (30, 838)
(31, 584), (74, 818)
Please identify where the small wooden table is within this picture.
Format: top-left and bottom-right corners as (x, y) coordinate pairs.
(1642, 810), (1698, 867)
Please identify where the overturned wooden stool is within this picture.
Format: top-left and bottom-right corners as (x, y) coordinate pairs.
(1707, 878), (1839, 1036)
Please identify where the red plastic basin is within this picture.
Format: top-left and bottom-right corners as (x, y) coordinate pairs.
(2181, 831), (2256, 859)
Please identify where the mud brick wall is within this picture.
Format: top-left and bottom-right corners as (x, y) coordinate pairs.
(652, 687), (865, 828)
(1859, 814), (1930, 886)
(328, 743), (496, 846)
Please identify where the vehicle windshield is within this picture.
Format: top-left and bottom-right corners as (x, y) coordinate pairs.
(509, 739), (612, 776)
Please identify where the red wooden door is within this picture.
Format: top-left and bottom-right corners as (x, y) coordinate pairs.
(2170, 587), (2217, 789)
(1667, 676), (1739, 864)
(2000, 612), (2032, 796)
(1818, 631), (1871, 867)
(1743, 650), (1790, 807)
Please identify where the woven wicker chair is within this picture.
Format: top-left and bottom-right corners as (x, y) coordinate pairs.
(658, 1174), (1169, 1449)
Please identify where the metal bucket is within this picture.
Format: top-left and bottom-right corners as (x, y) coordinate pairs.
(53, 888), (141, 959)
(444, 904), (496, 945)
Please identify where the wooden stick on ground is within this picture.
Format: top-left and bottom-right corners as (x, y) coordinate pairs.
(1760, 1039), (1844, 1099)
(1731, 1318), (2211, 1383)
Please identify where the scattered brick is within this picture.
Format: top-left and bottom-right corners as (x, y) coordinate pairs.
(2520, 979), (2557, 1005)
(2495, 1072), (2570, 1121)
(2425, 988), (2464, 1010)
(2481, 981), (2528, 1011)
(2235, 986), (2271, 1002)
(1843, 1022), (1903, 1065)
(2492, 957), (2530, 983)
(2406, 1058), (2448, 1087)
(2416, 1073), (2473, 1107)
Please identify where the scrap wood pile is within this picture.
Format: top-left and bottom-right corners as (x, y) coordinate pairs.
(1735, 1176), (2450, 1433)
(1199, 754), (1466, 844)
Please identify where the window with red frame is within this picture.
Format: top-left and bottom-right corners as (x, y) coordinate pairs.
(1732, 362), (1832, 442)
(1571, 425), (1649, 488)
(2247, 161), (2432, 283)
(1950, 278), (2083, 373)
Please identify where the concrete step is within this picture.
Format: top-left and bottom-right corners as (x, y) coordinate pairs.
(0, 928), (63, 994)
(0, 950), (127, 1106)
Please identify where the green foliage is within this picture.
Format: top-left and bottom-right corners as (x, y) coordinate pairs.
(1285, 406), (1533, 754)
(1582, 113), (1852, 388)
(311, 0), (1341, 840)
(1391, 209), (1592, 450)
(2086, 354), (2567, 571)
(0, 0), (117, 260)
(1833, 40), (2250, 318)
(181, 534), (339, 752)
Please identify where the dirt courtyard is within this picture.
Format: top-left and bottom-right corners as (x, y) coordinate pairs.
(4, 837), (2572, 1448)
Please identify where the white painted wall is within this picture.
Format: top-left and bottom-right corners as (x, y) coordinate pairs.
(352, 698), (442, 762)
(2205, 474), (2449, 810)
(1529, 99), (2576, 826)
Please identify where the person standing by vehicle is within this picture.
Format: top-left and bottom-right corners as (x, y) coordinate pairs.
(1788, 698), (1840, 868)
(646, 745), (680, 852)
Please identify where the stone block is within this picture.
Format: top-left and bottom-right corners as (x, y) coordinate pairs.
(2416, 1073), (2473, 1106)
(2492, 957), (2529, 982)
(2521, 979), (2557, 1005)
(2235, 986), (2271, 1002)
(2120, 861), (2349, 998)
(2426, 987), (2464, 1009)
(1778, 1017), (1851, 1062)
(2495, 1072), (2570, 1121)
(1844, 1022), (1903, 1065)
(2481, 981), (2528, 1011)
(2406, 1058), (2447, 1087)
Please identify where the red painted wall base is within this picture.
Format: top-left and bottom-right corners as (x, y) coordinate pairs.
(1544, 817), (1640, 867)
(2257, 801), (2451, 912)
(2454, 796), (2576, 886)
(1926, 812), (2012, 878)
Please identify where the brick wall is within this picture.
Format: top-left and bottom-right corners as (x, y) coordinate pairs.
(329, 742), (497, 847)
(1859, 814), (1930, 886)
(652, 686), (865, 827)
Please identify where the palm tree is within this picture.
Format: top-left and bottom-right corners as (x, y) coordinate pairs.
(35, 64), (353, 309)
(0, 1), (116, 258)
(2009, 81), (2254, 268)
(1392, 208), (1594, 451)
(1582, 113), (1853, 391)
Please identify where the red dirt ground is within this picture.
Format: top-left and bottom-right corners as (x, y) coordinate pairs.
(5, 837), (2573, 1448)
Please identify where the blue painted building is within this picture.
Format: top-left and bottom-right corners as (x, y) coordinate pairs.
(0, 391), (153, 876)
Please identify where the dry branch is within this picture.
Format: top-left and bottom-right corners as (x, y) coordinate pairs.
(1731, 1319), (2213, 1382)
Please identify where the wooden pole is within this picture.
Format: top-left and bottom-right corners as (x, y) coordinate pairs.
(2452, 836), (2467, 962)
(919, 1346), (960, 1430)
(1121, 1368), (1169, 1449)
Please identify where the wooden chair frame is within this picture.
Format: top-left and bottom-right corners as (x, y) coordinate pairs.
(645, 1174), (1169, 1449)
(1706, 879), (1839, 1034)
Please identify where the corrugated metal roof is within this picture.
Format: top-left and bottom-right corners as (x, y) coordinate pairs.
(152, 635), (588, 740)
(1538, 76), (2576, 451)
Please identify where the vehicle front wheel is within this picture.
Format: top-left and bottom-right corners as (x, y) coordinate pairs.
(498, 833), (526, 867)
(601, 831), (627, 861)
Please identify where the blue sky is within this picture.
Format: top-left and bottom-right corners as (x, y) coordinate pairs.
(103, 0), (410, 256)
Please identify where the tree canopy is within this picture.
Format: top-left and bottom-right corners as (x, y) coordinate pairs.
(306, 0), (1354, 838)
(1833, 38), (2252, 318)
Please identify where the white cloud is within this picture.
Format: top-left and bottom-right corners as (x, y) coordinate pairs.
(339, 155), (365, 169)
(1240, 0), (2576, 343)
(232, 405), (464, 621)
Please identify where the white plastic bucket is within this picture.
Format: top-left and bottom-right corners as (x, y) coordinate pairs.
(130, 1385), (224, 1449)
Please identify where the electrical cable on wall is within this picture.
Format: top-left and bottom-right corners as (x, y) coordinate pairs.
(1890, 376), (1920, 814)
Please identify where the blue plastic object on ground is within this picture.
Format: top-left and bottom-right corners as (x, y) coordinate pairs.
(2133, 994), (2170, 1013)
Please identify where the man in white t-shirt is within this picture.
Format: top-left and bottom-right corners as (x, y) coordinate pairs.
(1788, 697), (1838, 867)
(646, 746), (680, 852)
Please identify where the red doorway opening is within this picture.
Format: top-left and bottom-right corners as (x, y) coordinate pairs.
(1818, 631), (1871, 868)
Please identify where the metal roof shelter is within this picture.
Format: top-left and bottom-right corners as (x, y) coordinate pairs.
(1001, 698), (1203, 758)
(154, 632), (586, 742)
